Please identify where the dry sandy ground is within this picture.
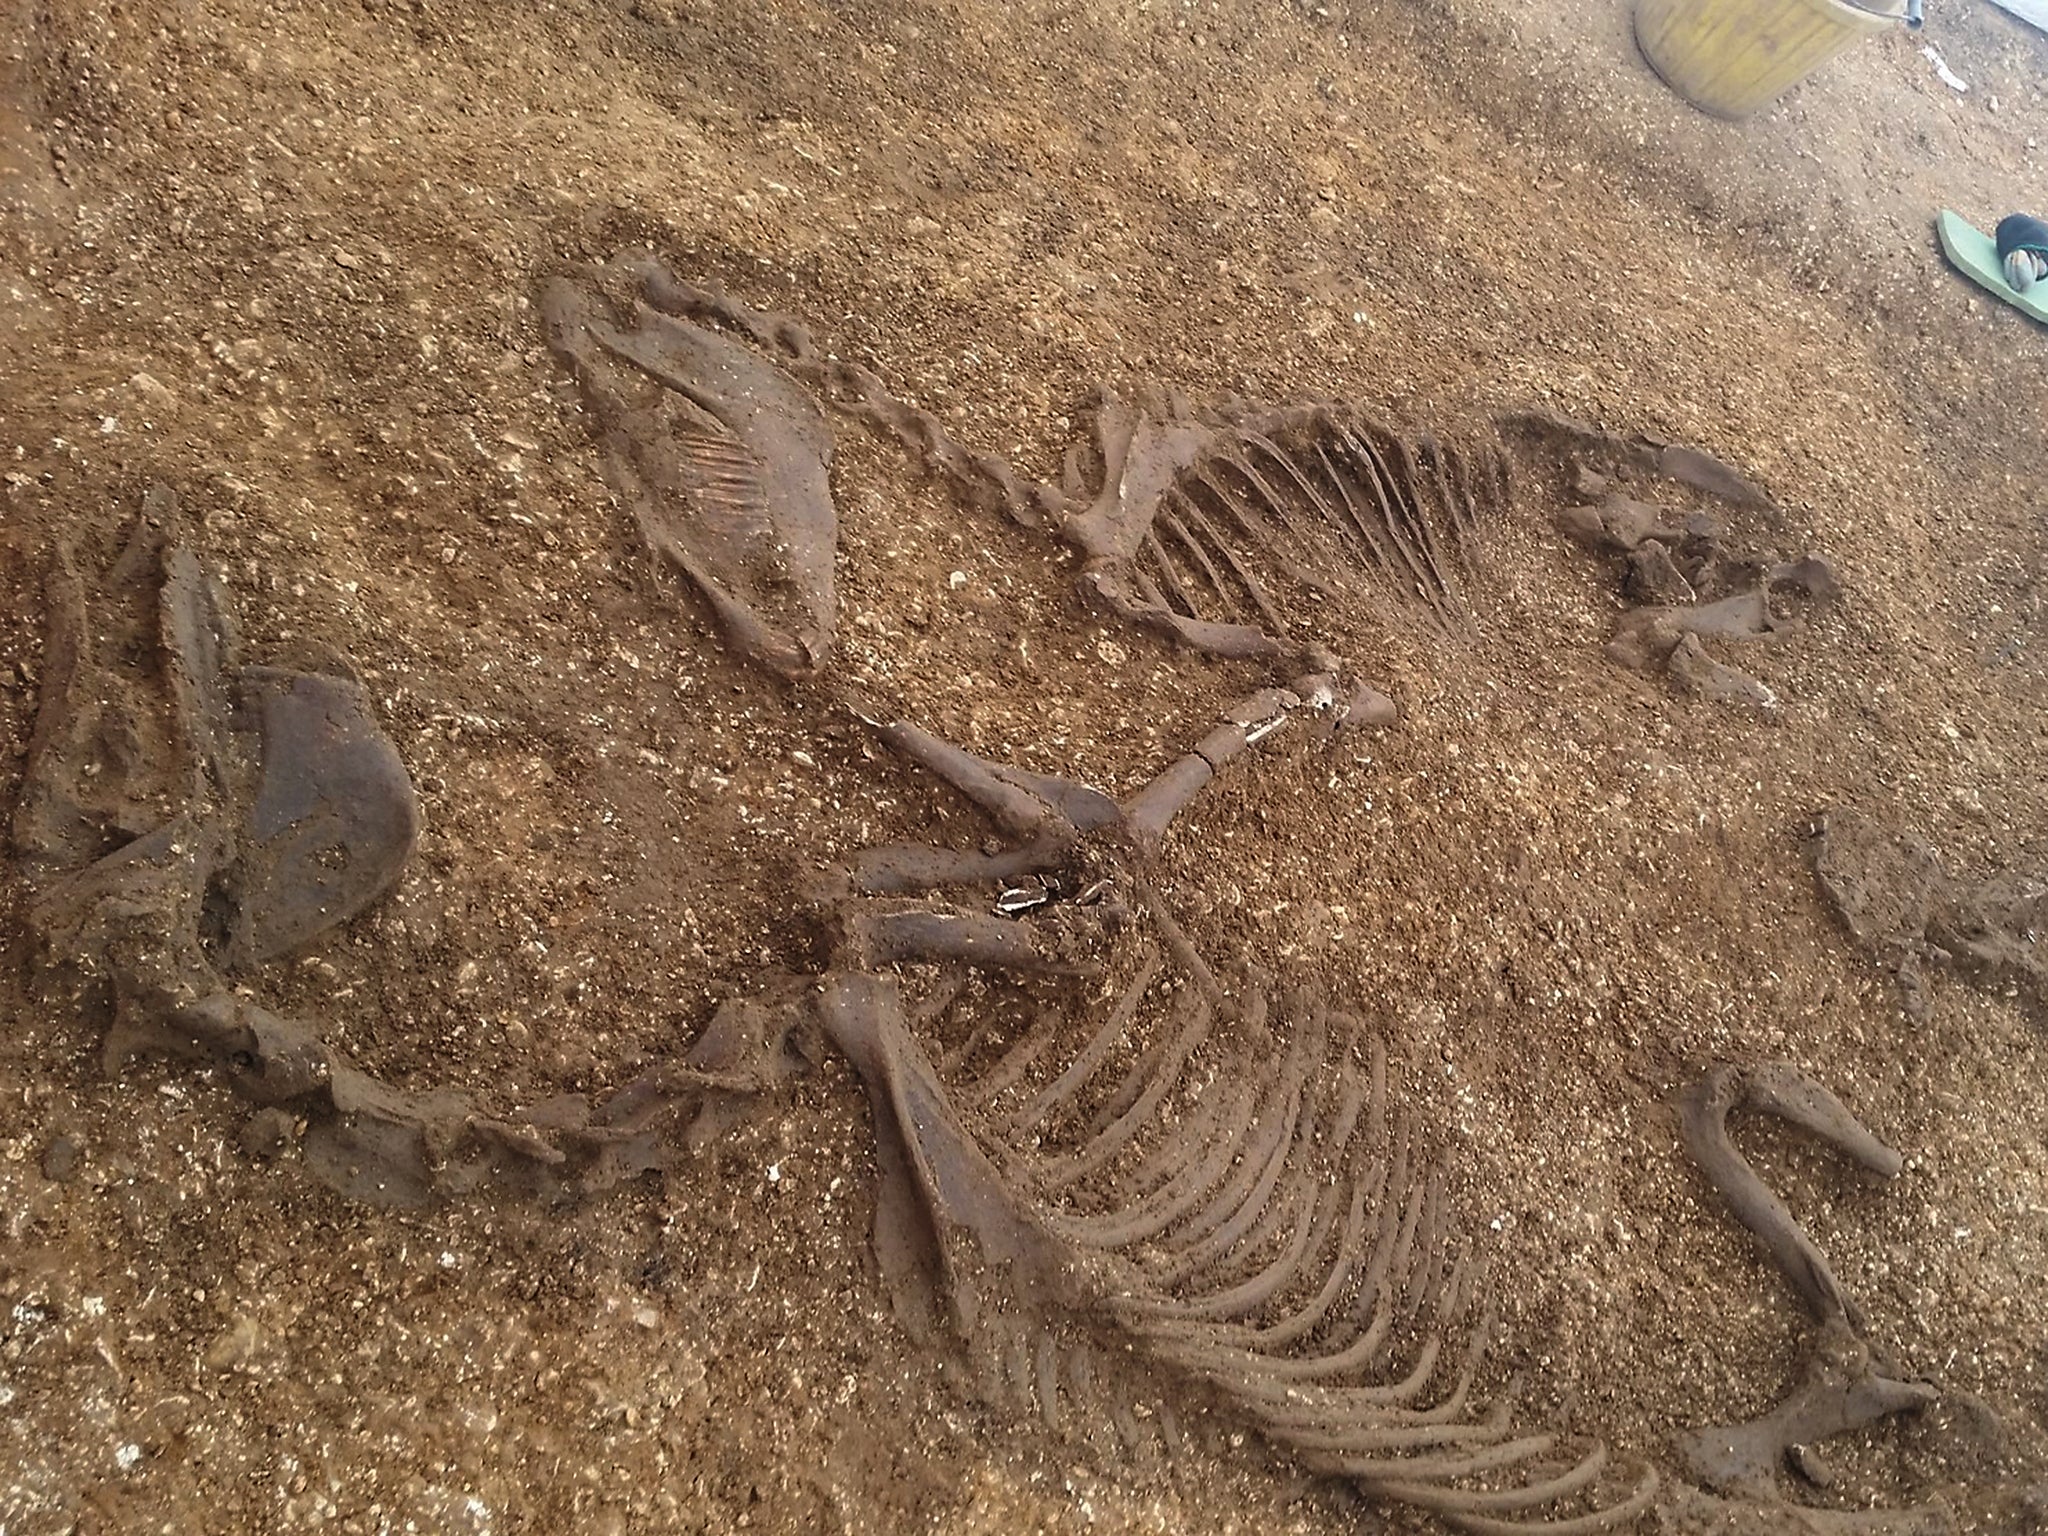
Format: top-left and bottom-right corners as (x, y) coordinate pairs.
(3, 0), (2048, 1531)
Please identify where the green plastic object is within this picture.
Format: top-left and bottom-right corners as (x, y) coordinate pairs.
(1938, 209), (2048, 324)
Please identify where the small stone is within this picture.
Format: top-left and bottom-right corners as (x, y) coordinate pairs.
(130, 372), (176, 408)
(238, 1107), (299, 1160)
(1339, 682), (1398, 731)
(203, 1312), (263, 1371)
(332, 248), (362, 270)
(40, 1133), (83, 1183)
(1625, 540), (1697, 606)
(1787, 1441), (1837, 1487)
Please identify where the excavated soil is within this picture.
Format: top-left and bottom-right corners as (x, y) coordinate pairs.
(4, 0), (2048, 1531)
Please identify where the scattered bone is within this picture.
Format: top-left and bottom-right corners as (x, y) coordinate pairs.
(1341, 681), (1399, 730)
(1931, 867), (2048, 1011)
(1818, 819), (1941, 962)
(1502, 408), (1782, 517)
(1606, 590), (1778, 672)
(1625, 541), (1698, 606)
(1813, 808), (2047, 1020)
(1769, 555), (1842, 604)
(1666, 635), (1778, 718)
(1656, 443), (1780, 512)
(1559, 494), (1719, 554)
(1811, 809), (1946, 1019)
(1519, 410), (1835, 713)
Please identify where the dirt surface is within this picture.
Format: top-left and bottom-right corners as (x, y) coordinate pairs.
(4, 0), (2048, 1531)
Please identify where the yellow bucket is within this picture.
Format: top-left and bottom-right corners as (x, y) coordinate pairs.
(1635, 0), (1904, 119)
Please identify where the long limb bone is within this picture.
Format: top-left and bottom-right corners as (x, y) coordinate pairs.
(1679, 1062), (1902, 1328)
(828, 664), (1395, 913)
(1678, 1062), (1936, 1508)
(1679, 1314), (1938, 1502)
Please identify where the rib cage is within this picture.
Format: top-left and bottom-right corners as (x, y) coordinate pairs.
(1117, 410), (1505, 644)
(818, 945), (1659, 1533)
